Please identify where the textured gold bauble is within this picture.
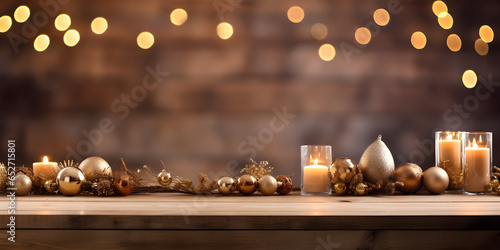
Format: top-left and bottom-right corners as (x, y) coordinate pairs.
(359, 135), (395, 184)
(14, 174), (32, 196)
(57, 167), (85, 196)
(394, 163), (423, 194)
(114, 173), (135, 196)
(276, 175), (293, 195)
(78, 156), (112, 182)
(157, 169), (173, 186)
(330, 157), (358, 184)
(423, 166), (449, 194)
(217, 176), (236, 195)
(238, 174), (257, 195)
(44, 180), (57, 193)
(355, 183), (367, 195)
(258, 175), (278, 195)
(334, 182), (346, 195)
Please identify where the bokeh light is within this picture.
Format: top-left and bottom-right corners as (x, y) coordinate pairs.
(54, 14), (71, 31)
(479, 25), (494, 43)
(411, 31), (427, 49)
(373, 9), (390, 26)
(170, 8), (188, 26)
(14, 5), (30, 23)
(287, 6), (304, 23)
(318, 44), (336, 61)
(311, 23), (328, 40)
(0, 15), (12, 33)
(462, 70), (477, 88)
(34, 34), (50, 52)
(438, 13), (453, 30)
(432, 1), (448, 17)
(355, 27), (371, 45)
(217, 22), (233, 40)
(91, 17), (108, 35)
(446, 34), (461, 52)
(474, 38), (489, 56)
(137, 32), (154, 49)
(63, 29), (80, 47)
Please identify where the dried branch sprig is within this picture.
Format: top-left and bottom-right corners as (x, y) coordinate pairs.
(240, 158), (273, 179)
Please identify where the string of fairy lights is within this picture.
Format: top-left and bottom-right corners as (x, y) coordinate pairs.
(0, 2), (495, 89)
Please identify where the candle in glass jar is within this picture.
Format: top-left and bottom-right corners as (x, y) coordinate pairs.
(33, 156), (59, 180)
(464, 138), (490, 193)
(438, 134), (461, 172)
(303, 159), (329, 193)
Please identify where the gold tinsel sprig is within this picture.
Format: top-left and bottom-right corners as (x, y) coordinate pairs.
(240, 158), (273, 179)
(438, 160), (463, 189)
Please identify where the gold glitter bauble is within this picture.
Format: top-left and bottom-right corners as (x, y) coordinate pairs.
(423, 166), (449, 194)
(238, 174), (257, 195)
(394, 163), (423, 194)
(217, 176), (236, 195)
(355, 183), (367, 196)
(57, 167), (85, 196)
(276, 175), (293, 195)
(330, 157), (358, 185)
(334, 183), (346, 195)
(44, 180), (57, 193)
(14, 174), (32, 196)
(78, 156), (112, 182)
(157, 169), (173, 186)
(258, 175), (277, 195)
(359, 135), (395, 184)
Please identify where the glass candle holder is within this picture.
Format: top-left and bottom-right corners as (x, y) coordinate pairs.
(435, 131), (465, 190)
(464, 132), (492, 195)
(301, 145), (332, 196)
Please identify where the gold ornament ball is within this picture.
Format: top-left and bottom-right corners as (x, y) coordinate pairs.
(334, 183), (346, 195)
(157, 169), (173, 186)
(78, 156), (112, 182)
(423, 166), (449, 194)
(394, 163), (423, 194)
(57, 167), (85, 196)
(14, 174), (32, 196)
(44, 180), (57, 193)
(114, 173), (136, 196)
(217, 176), (236, 195)
(258, 175), (277, 195)
(238, 174), (257, 195)
(355, 182), (368, 196)
(276, 175), (293, 195)
(359, 135), (395, 184)
(330, 157), (358, 184)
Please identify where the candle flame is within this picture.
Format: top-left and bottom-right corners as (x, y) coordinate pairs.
(470, 138), (478, 149)
(314, 158), (318, 165)
(43, 156), (49, 163)
(446, 133), (452, 140)
(479, 135), (482, 143)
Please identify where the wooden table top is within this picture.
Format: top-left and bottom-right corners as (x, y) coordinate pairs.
(1, 192), (499, 230)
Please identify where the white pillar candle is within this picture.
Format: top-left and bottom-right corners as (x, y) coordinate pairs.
(33, 156), (59, 180)
(303, 159), (329, 193)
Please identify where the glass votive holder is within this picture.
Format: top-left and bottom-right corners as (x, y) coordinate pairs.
(435, 131), (465, 190)
(464, 132), (492, 195)
(301, 145), (332, 196)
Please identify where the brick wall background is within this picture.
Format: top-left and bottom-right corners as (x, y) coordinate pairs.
(1, 0), (499, 184)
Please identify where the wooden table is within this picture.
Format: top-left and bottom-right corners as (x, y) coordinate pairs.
(1, 192), (499, 249)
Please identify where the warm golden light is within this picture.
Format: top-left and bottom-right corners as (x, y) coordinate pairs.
(411, 31), (427, 49)
(287, 6), (304, 23)
(170, 8), (188, 26)
(54, 14), (71, 31)
(311, 23), (328, 40)
(355, 27), (371, 45)
(63, 29), (80, 47)
(0, 15), (12, 33)
(373, 8), (390, 26)
(474, 38), (488, 56)
(314, 158), (318, 165)
(91, 17), (108, 35)
(14, 5), (30, 23)
(34, 34), (50, 52)
(446, 34), (461, 52)
(137, 32), (154, 49)
(217, 22), (233, 40)
(318, 44), (336, 61)
(43, 156), (49, 163)
(462, 70), (477, 89)
(479, 25), (494, 43)
(438, 13), (453, 30)
(432, 1), (448, 17)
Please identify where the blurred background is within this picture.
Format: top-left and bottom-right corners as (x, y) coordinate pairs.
(0, 0), (499, 184)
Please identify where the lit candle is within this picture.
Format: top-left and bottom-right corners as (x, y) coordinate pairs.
(464, 137), (490, 193)
(437, 132), (463, 189)
(303, 159), (329, 193)
(33, 156), (59, 180)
